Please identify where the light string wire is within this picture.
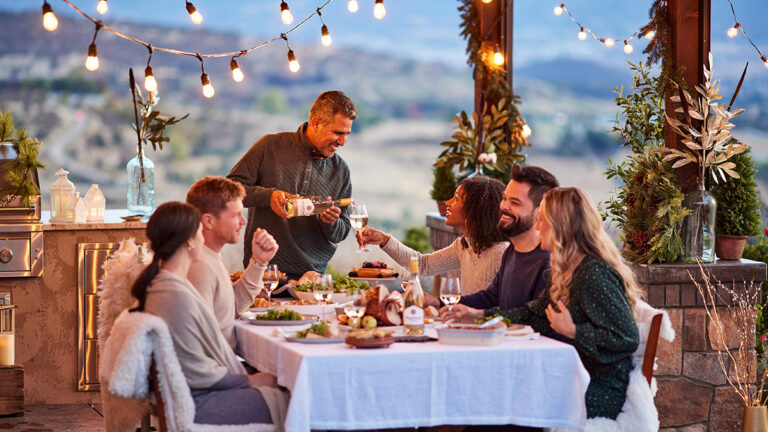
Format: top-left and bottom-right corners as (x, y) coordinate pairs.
(725, 0), (766, 63)
(59, 0), (333, 59)
(559, 4), (640, 44)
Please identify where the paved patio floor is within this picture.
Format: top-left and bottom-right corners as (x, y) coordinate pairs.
(0, 404), (109, 432)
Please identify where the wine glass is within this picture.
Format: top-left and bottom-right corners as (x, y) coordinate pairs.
(262, 264), (280, 310)
(351, 204), (369, 253)
(399, 268), (410, 292)
(344, 289), (367, 329)
(313, 274), (334, 318)
(439, 277), (462, 313)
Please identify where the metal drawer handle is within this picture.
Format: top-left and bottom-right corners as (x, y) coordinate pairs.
(0, 248), (12, 263)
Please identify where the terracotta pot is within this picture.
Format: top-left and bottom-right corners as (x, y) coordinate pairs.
(436, 200), (449, 217)
(743, 405), (768, 432)
(715, 235), (748, 260)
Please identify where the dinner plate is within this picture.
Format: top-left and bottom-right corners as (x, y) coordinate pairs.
(120, 215), (144, 222)
(348, 276), (402, 293)
(241, 312), (318, 326)
(283, 332), (345, 344)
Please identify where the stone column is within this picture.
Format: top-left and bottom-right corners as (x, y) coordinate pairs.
(635, 259), (766, 431)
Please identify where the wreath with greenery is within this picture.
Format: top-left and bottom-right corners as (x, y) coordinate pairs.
(0, 110), (46, 208)
(435, 0), (529, 184)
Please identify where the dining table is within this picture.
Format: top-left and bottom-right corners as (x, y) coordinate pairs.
(235, 319), (590, 432)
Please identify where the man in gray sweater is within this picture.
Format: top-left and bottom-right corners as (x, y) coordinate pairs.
(228, 90), (357, 281)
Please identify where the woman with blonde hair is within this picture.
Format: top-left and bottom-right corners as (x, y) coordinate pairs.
(469, 187), (640, 420)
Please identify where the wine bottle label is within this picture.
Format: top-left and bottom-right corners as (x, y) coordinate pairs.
(295, 199), (315, 216)
(403, 305), (424, 326)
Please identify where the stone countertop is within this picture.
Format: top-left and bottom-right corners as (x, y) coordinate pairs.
(41, 209), (146, 231)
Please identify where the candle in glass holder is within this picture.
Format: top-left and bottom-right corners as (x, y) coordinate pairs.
(0, 333), (14, 366)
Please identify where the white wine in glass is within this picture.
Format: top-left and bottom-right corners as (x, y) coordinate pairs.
(439, 277), (462, 312)
(262, 264), (280, 309)
(351, 204), (369, 253)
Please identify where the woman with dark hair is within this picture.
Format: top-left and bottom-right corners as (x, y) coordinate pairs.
(359, 176), (508, 294)
(132, 201), (277, 426)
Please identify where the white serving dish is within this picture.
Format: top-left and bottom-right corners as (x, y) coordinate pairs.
(293, 290), (354, 304)
(436, 323), (507, 346)
(348, 276), (402, 293)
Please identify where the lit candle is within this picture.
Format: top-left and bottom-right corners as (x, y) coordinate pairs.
(0, 334), (14, 366)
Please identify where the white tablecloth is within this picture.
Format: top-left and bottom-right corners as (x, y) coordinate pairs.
(236, 320), (590, 432)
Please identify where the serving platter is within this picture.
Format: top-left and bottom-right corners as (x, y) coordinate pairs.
(240, 311), (318, 326)
(345, 335), (395, 348)
(283, 331), (345, 344)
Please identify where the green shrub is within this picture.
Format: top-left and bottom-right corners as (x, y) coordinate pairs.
(402, 226), (433, 254)
(710, 144), (761, 236)
(430, 164), (457, 201)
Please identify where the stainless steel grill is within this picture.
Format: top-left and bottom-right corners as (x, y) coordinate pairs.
(0, 146), (43, 278)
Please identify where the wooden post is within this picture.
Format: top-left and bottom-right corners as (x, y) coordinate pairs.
(0, 365), (24, 416)
(666, 0), (711, 192)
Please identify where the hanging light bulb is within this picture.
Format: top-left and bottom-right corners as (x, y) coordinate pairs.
(604, 38), (615, 47)
(186, 2), (203, 24)
(577, 27), (587, 40)
(623, 40), (634, 54)
(144, 66), (157, 92)
(320, 25), (332, 47)
(96, 0), (108, 15)
(482, 0), (493, 3)
(522, 123), (532, 138)
(347, 0), (358, 13)
(281, 1), (294, 25)
(85, 43), (99, 71)
(493, 45), (504, 66)
(200, 73), (214, 98)
(373, 0), (386, 20)
(287, 49), (300, 72)
(42, 2), (58, 31)
(727, 23), (740, 38)
(553, 3), (564, 16)
(230, 58), (244, 82)
(763, 55), (768, 69)
(645, 30), (655, 40)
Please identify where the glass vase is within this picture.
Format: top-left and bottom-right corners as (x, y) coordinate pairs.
(126, 153), (155, 216)
(681, 184), (716, 263)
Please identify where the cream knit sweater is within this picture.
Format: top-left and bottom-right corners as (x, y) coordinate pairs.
(381, 237), (508, 295)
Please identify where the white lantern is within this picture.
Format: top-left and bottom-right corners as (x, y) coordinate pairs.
(50, 168), (75, 223)
(84, 184), (105, 223)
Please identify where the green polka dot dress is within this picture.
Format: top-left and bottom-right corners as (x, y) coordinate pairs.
(488, 255), (639, 419)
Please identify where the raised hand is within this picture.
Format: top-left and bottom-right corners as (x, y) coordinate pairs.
(251, 228), (278, 265)
(358, 227), (390, 247)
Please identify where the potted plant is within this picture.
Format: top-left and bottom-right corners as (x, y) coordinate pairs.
(430, 163), (457, 217)
(0, 110), (46, 208)
(709, 143), (761, 260)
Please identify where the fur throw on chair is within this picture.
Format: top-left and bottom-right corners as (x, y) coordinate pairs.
(101, 309), (277, 432)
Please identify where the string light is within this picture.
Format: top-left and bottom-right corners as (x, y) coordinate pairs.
(645, 30), (655, 40)
(482, 0), (493, 3)
(96, 0), (107, 15)
(144, 46), (157, 92)
(553, 3), (564, 16)
(578, 27), (587, 41)
(763, 55), (768, 69)
(373, 0), (386, 20)
(281, 34), (300, 73)
(186, 1), (203, 25)
(196, 54), (214, 98)
(623, 40), (633, 54)
(230, 57), (244, 82)
(42, 1), (59, 31)
(85, 22), (103, 71)
(347, 0), (358, 13)
(316, 9), (332, 47)
(727, 23), (740, 38)
(522, 123), (532, 138)
(281, 1), (294, 25)
(493, 45), (504, 66)
(603, 38), (614, 48)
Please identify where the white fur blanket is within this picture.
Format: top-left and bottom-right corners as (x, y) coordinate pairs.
(101, 309), (278, 432)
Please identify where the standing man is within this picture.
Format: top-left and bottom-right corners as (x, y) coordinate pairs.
(186, 176), (279, 349)
(228, 90), (356, 281)
(440, 165), (559, 323)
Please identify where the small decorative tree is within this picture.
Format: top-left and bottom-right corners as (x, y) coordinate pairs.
(0, 110), (46, 208)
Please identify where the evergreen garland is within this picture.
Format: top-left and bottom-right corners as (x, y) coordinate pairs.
(437, 0), (527, 184)
(0, 110), (46, 207)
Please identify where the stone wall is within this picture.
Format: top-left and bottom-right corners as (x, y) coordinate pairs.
(635, 260), (766, 432)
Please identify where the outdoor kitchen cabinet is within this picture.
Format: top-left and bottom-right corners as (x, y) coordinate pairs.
(0, 210), (146, 405)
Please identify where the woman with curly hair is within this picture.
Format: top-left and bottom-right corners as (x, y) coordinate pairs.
(358, 175), (508, 295)
(481, 187), (640, 420)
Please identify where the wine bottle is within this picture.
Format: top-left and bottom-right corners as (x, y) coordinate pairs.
(403, 255), (425, 335)
(283, 196), (352, 217)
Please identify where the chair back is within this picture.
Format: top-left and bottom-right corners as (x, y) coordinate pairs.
(641, 313), (663, 385)
(151, 358), (168, 432)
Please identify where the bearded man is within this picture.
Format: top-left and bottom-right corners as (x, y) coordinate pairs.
(440, 165), (559, 323)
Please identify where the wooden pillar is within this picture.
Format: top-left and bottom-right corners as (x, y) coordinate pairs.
(666, 0), (711, 192)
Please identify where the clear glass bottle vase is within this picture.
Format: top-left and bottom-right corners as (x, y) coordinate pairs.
(681, 183), (717, 263)
(126, 153), (155, 216)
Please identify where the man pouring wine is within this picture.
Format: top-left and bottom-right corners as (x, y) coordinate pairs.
(227, 90), (357, 282)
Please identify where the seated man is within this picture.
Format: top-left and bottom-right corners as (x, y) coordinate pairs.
(186, 176), (279, 349)
(440, 165), (558, 323)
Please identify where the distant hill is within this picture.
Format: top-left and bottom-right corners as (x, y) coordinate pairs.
(517, 58), (633, 98)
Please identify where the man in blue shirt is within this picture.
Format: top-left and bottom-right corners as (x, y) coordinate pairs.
(440, 164), (558, 323)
